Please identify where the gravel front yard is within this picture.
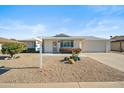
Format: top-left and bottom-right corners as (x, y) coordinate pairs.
(0, 53), (124, 83)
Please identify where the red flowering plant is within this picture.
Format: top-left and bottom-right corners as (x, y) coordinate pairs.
(72, 48), (81, 56)
(71, 48), (81, 61)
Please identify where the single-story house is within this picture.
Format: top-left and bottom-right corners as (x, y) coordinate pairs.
(0, 37), (19, 51)
(19, 33), (110, 53)
(111, 36), (124, 52)
(18, 39), (41, 52)
(42, 34), (110, 53)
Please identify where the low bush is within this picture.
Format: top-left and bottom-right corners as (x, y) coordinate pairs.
(64, 57), (69, 61)
(1, 43), (26, 58)
(62, 48), (81, 64)
(70, 56), (80, 61)
(22, 48), (38, 53)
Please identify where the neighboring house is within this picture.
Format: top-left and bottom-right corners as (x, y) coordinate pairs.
(18, 39), (41, 52)
(0, 37), (18, 52)
(0, 44), (1, 50)
(111, 36), (124, 52)
(42, 34), (110, 53)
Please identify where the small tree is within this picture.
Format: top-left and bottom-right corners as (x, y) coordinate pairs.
(1, 43), (26, 58)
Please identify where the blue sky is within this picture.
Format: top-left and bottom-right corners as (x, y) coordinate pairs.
(0, 5), (124, 39)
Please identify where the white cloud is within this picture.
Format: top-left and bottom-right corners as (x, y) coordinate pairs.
(63, 18), (71, 23)
(0, 19), (47, 39)
(59, 27), (69, 32)
(0, 20), (46, 34)
(0, 25), (11, 30)
(77, 18), (124, 38)
(88, 5), (124, 16)
(84, 19), (122, 32)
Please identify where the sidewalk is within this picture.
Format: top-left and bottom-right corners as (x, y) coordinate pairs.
(0, 82), (124, 88)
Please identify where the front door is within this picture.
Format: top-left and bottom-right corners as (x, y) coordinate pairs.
(53, 41), (57, 53)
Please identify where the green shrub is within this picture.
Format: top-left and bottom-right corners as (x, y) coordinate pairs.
(1, 43), (26, 58)
(22, 48), (38, 53)
(26, 48), (36, 53)
(64, 57), (69, 61)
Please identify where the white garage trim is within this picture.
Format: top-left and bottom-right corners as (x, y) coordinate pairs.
(83, 40), (110, 52)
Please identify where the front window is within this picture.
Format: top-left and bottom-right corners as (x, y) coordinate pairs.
(60, 40), (73, 48)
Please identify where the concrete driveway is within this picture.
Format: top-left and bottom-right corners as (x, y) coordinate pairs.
(83, 53), (124, 72)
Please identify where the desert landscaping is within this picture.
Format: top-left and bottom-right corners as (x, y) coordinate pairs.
(0, 53), (124, 83)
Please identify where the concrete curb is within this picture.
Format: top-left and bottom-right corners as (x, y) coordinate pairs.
(0, 82), (124, 88)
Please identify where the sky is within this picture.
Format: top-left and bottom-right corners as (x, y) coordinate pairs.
(0, 5), (124, 39)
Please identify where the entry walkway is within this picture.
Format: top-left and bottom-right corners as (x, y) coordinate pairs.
(42, 53), (85, 57)
(83, 53), (124, 72)
(42, 53), (72, 56)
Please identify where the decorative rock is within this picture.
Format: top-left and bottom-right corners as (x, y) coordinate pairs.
(4, 57), (9, 60)
(68, 59), (75, 64)
(63, 61), (68, 64)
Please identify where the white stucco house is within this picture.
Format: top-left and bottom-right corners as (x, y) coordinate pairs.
(42, 34), (110, 53)
(18, 39), (41, 52)
(19, 33), (110, 53)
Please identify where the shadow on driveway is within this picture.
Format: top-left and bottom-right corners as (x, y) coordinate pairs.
(0, 66), (39, 75)
(6, 67), (39, 69)
(0, 66), (10, 75)
(0, 56), (9, 60)
(1, 66), (39, 70)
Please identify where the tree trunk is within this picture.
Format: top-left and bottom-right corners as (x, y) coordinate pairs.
(10, 53), (14, 59)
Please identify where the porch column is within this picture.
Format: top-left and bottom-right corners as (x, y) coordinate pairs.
(57, 41), (60, 53)
(79, 40), (82, 48)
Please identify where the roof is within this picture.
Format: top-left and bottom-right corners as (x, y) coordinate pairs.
(42, 36), (107, 40)
(0, 37), (20, 44)
(54, 33), (70, 37)
(19, 34), (108, 41)
(18, 38), (36, 42)
(111, 36), (124, 41)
